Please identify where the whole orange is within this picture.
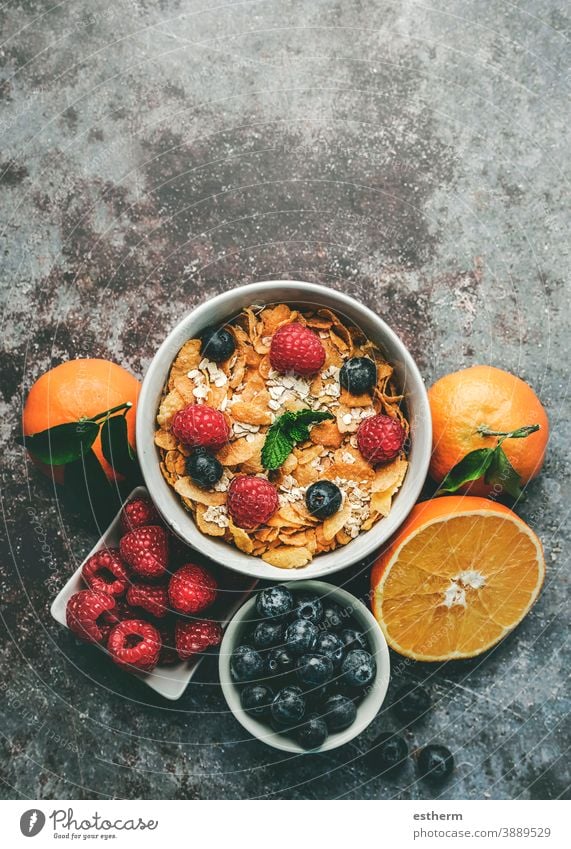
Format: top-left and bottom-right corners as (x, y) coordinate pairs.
(22, 358), (140, 482)
(428, 365), (548, 495)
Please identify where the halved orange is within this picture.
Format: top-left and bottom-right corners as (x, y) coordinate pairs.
(371, 496), (545, 661)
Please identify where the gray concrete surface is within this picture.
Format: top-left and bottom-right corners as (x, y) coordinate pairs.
(0, 0), (569, 800)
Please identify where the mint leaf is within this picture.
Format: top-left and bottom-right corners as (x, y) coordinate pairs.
(16, 420), (99, 465)
(485, 446), (524, 499)
(262, 409), (334, 470)
(437, 448), (495, 494)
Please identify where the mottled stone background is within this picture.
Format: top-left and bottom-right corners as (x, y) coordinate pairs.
(1, 0), (569, 800)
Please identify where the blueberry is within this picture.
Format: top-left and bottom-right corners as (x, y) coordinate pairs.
(285, 619), (318, 657)
(265, 647), (295, 677)
(230, 645), (265, 682)
(252, 620), (284, 650)
(322, 601), (345, 631)
(340, 628), (369, 652)
(185, 448), (223, 489)
(339, 357), (377, 395)
(393, 684), (431, 725)
(341, 649), (376, 688)
(293, 592), (324, 624)
(296, 654), (334, 687)
(417, 745), (454, 783)
(271, 686), (306, 727)
(323, 694), (357, 732)
(296, 714), (328, 750)
(256, 586), (294, 619)
(200, 325), (236, 363)
(305, 481), (343, 520)
(240, 684), (274, 718)
(370, 732), (408, 772)
(304, 683), (331, 710)
(313, 631), (345, 667)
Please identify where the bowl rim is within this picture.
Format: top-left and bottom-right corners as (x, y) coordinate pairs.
(136, 280), (431, 581)
(218, 579), (391, 753)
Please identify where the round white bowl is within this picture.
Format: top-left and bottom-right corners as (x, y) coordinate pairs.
(136, 280), (431, 581)
(218, 580), (391, 753)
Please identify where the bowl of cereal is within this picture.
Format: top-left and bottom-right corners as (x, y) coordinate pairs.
(137, 281), (431, 580)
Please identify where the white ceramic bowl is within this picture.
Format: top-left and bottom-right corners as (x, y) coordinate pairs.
(137, 281), (431, 581)
(218, 580), (390, 753)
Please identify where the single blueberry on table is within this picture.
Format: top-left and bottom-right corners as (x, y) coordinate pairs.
(322, 694), (357, 732)
(370, 732), (408, 772)
(285, 619), (319, 657)
(313, 631), (345, 667)
(230, 645), (265, 682)
(339, 357), (377, 395)
(265, 647), (295, 677)
(393, 683), (431, 725)
(417, 745), (454, 783)
(185, 448), (223, 489)
(340, 628), (369, 652)
(293, 592), (324, 624)
(305, 481), (343, 520)
(341, 649), (376, 688)
(271, 686), (306, 727)
(296, 653), (334, 687)
(256, 585), (294, 619)
(252, 620), (284, 650)
(200, 325), (236, 363)
(240, 684), (274, 718)
(296, 714), (329, 750)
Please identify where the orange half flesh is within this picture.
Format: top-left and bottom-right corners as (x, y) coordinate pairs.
(371, 497), (545, 661)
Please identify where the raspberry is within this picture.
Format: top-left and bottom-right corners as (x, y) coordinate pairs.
(82, 548), (129, 597)
(171, 404), (229, 450)
(120, 497), (160, 533)
(119, 525), (168, 579)
(66, 589), (116, 644)
(106, 619), (161, 672)
(356, 414), (406, 465)
(168, 563), (217, 615)
(227, 475), (279, 529)
(126, 583), (170, 618)
(175, 619), (222, 660)
(269, 323), (326, 376)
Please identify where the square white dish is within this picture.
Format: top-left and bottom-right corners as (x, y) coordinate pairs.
(50, 485), (256, 700)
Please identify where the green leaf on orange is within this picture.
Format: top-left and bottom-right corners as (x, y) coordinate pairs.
(16, 420), (99, 465)
(101, 413), (136, 476)
(436, 448), (495, 494)
(485, 446), (524, 500)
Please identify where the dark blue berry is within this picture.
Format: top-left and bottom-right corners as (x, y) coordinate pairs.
(296, 654), (334, 687)
(370, 732), (408, 772)
(185, 448), (223, 489)
(240, 684), (274, 718)
(340, 628), (369, 652)
(322, 601), (345, 630)
(417, 745), (454, 782)
(341, 649), (376, 688)
(393, 684), (431, 725)
(252, 620), (284, 650)
(271, 686), (306, 727)
(265, 647), (295, 677)
(285, 619), (318, 657)
(339, 357), (377, 395)
(305, 481), (343, 520)
(230, 645), (265, 682)
(200, 325), (236, 363)
(296, 714), (328, 750)
(293, 592), (323, 624)
(313, 631), (345, 667)
(256, 586), (294, 619)
(323, 694), (357, 732)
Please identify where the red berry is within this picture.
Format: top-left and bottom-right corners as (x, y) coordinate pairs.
(171, 404), (229, 450)
(356, 414), (406, 465)
(227, 475), (279, 529)
(82, 548), (129, 597)
(106, 619), (161, 672)
(168, 563), (217, 615)
(120, 497), (160, 532)
(269, 323), (326, 376)
(126, 582), (170, 618)
(119, 525), (168, 580)
(66, 589), (116, 644)
(175, 619), (222, 660)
